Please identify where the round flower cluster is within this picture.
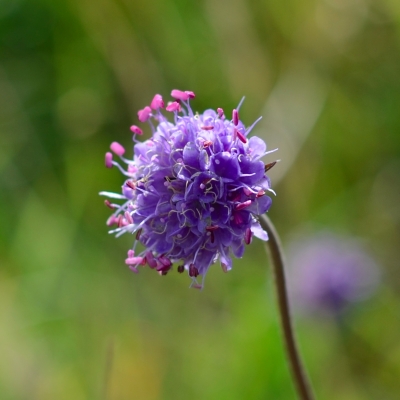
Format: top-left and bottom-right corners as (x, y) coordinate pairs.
(100, 90), (277, 288)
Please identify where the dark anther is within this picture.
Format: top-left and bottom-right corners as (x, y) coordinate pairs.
(210, 231), (215, 243)
(264, 161), (277, 172)
(236, 130), (247, 143)
(104, 200), (115, 209)
(126, 180), (136, 189)
(189, 264), (199, 277)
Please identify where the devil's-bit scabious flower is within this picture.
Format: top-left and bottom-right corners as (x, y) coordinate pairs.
(288, 232), (380, 315)
(100, 90), (277, 288)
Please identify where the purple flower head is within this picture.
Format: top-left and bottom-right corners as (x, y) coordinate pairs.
(288, 232), (380, 315)
(100, 90), (277, 288)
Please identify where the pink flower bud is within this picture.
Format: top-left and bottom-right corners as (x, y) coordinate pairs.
(150, 94), (164, 109)
(232, 109), (239, 125)
(110, 142), (125, 156)
(105, 152), (113, 168)
(138, 106), (152, 122)
(130, 125), (143, 135)
(171, 89), (189, 101)
(166, 101), (181, 112)
(185, 91), (195, 99)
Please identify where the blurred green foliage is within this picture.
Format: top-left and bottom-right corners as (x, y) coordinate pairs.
(1, 0), (400, 399)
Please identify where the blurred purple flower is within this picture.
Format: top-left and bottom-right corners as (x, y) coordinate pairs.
(100, 90), (276, 288)
(288, 232), (380, 315)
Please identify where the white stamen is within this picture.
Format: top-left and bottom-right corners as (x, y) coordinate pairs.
(99, 191), (126, 199)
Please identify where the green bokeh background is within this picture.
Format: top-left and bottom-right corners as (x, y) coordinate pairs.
(1, 0), (400, 399)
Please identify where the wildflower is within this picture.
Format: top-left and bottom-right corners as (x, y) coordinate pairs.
(288, 232), (380, 315)
(100, 90), (277, 287)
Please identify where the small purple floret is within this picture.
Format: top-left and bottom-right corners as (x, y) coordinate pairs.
(100, 90), (276, 287)
(288, 233), (380, 315)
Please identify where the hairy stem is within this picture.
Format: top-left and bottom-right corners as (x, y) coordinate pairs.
(260, 214), (314, 400)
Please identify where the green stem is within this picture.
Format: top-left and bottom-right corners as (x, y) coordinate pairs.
(260, 214), (314, 400)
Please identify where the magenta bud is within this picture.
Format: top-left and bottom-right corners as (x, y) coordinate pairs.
(138, 106), (152, 122)
(124, 211), (133, 224)
(256, 190), (265, 198)
(158, 256), (172, 267)
(104, 200), (115, 209)
(106, 215), (117, 226)
(243, 187), (252, 196)
(166, 101), (181, 112)
(150, 94), (165, 110)
(130, 125), (143, 135)
(244, 228), (252, 245)
(146, 251), (157, 268)
(235, 200), (252, 211)
(232, 109), (239, 125)
(110, 142), (125, 156)
(125, 256), (143, 265)
(217, 108), (224, 118)
(128, 164), (137, 174)
(105, 152), (113, 168)
(171, 89), (189, 101)
(236, 130), (247, 143)
(185, 90), (195, 99)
